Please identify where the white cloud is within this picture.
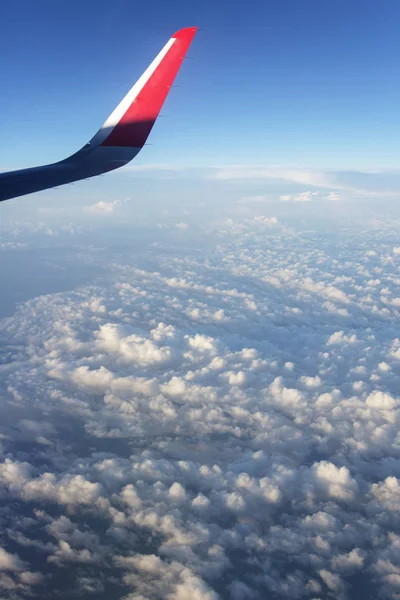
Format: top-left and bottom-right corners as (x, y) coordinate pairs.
(84, 199), (122, 214)
(1, 205), (400, 598)
(21, 473), (104, 506)
(0, 549), (24, 572)
(211, 165), (400, 197)
(47, 541), (99, 566)
(280, 190), (319, 202)
(252, 215), (278, 226)
(327, 191), (343, 201)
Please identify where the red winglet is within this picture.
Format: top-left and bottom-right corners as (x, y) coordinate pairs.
(101, 27), (197, 148)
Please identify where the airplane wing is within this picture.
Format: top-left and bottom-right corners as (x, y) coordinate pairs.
(0, 27), (197, 203)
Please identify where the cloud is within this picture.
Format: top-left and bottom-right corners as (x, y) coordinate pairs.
(0, 242), (26, 251)
(212, 165), (400, 197)
(280, 191), (319, 202)
(279, 190), (343, 202)
(237, 190), (343, 203)
(1, 205), (400, 598)
(252, 216), (278, 226)
(327, 191), (343, 201)
(0, 548), (24, 572)
(45, 159), (400, 200)
(84, 199), (123, 214)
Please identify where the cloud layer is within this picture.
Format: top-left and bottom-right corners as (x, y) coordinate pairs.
(211, 165), (400, 197)
(0, 206), (400, 599)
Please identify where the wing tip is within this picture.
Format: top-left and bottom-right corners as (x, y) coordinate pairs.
(99, 26), (198, 149)
(172, 27), (198, 42)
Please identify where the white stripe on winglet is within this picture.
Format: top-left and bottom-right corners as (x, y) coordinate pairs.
(89, 36), (176, 147)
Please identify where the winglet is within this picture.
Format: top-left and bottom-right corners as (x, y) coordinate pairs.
(0, 28), (198, 203)
(94, 27), (198, 149)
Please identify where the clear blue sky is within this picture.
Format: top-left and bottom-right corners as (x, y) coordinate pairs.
(1, 0), (400, 175)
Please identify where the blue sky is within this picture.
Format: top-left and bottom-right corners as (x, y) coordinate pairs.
(1, 0), (400, 195)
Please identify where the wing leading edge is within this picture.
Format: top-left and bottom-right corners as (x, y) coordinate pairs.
(0, 27), (197, 203)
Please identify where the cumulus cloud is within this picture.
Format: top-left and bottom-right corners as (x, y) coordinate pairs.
(0, 202), (400, 598)
(280, 190), (319, 202)
(280, 190), (343, 202)
(0, 548), (24, 572)
(84, 199), (123, 215)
